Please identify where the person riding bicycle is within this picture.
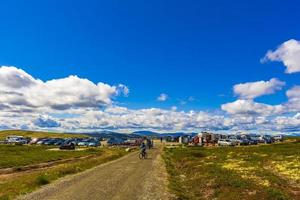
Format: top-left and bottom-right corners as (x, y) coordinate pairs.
(140, 142), (146, 155)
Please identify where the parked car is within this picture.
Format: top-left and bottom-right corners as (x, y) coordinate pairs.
(245, 135), (259, 145)
(256, 136), (264, 143)
(107, 138), (126, 145)
(54, 139), (65, 146)
(249, 139), (258, 145)
(218, 139), (235, 146)
(43, 138), (59, 145)
(273, 135), (284, 142)
(36, 138), (49, 145)
(227, 136), (237, 145)
(77, 138), (94, 146)
(237, 138), (250, 145)
(78, 141), (89, 146)
(60, 142), (75, 150)
(6, 136), (28, 145)
(262, 135), (274, 144)
(88, 141), (101, 147)
(70, 138), (81, 145)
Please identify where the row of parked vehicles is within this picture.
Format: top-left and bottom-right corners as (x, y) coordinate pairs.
(2, 135), (145, 147)
(189, 132), (285, 146)
(3, 135), (102, 149)
(217, 134), (284, 146)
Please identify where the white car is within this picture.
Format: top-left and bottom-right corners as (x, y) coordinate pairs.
(273, 135), (284, 142)
(218, 139), (235, 146)
(228, 137), (239, 145)
(88, 141), (101, 147)
(78, 141), (89, 146)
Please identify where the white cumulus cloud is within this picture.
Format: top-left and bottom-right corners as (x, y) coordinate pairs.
(233, 78), (285, 99)
(285, 86), (300, 112)
(221, 99), (283, 116)
(0, 66), (129, 111)
(262, 39), (300, 73)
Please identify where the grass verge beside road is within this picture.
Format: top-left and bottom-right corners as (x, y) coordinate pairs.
(163, 139), (300, 200)
(0, 145), (101, 169)
(0, 147), (129, 200)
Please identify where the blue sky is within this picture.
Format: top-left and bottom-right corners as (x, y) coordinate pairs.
(0, 0), (300, 132)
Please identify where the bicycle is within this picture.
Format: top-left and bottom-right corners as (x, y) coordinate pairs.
(139, 150), (147, 159)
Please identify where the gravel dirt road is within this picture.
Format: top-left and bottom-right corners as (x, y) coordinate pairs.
(19, 144), (171, 200)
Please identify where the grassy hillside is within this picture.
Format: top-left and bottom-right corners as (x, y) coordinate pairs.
(0, 130), (88, 140)
(163, 140), (300, 200)
(0, 145), (100, 168)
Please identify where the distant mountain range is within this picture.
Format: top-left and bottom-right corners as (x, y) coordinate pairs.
(83, 130), (198, 139)
(131, 131), (161, 137)
(84, 131), (141, 139)
(132, 130), (197, 137)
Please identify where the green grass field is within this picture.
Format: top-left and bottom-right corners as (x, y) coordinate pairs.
(0, 130), (88, 140)
(163, 138), (300, 200)
(0, 145), (102, 169)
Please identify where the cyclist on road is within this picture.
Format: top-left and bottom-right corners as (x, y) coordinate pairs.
(140, 142), (146, 155)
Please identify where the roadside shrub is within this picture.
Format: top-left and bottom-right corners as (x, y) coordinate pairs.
(267, 188), (289, 200)
(36, 174), (50, 185)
